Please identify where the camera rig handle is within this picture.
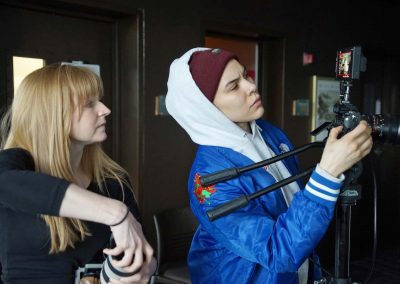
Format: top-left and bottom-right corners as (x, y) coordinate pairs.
(201, 141), (325, 221)
(200, 142), (325, 187)
(206, 166), (316, 221)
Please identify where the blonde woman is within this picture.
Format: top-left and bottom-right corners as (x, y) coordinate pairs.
(0, 64), (155, 283)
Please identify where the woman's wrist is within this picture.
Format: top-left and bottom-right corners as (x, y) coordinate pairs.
(107, 201), (129, 226)
(96, 198), (129, 226)
(316, 164), (345, 182)
(318, 161), (340, 178)
(110, 206), (130, 226)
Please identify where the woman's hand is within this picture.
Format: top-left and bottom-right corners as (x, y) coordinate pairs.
(58, 184), (156, 283)
(103, 211), (155, 281)
(319, 121), (373, 177)
(107, 256), (157, 284)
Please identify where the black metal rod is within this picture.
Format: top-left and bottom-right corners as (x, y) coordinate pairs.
(207, 167), (315, 221)
(200, 142), (324, 187)
(335, 205), (351, 279)
(330, 204), (353, 284)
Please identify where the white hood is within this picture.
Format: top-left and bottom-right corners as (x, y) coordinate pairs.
(166, 47), (255, 152)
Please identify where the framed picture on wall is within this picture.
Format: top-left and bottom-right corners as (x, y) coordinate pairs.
(311, 76), (340, 142)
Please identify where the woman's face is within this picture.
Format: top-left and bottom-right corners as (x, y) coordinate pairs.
(70, 97), (111, 146)
(213, 59), (264, 129)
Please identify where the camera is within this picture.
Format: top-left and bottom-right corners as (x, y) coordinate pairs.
(74, 236), (139, 284)
(312, 46), (400, 145)
(331, 103), (400, 145)
(100, 236), (139, 284)
(100, 254), (138, 284)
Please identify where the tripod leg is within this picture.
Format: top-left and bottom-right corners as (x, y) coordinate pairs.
(332, 204), (352, 284)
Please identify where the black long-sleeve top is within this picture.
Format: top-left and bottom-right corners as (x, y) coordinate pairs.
(0, 148), (141, 284)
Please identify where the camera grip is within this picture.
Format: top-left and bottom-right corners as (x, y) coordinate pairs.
(207, 195), (249, 221)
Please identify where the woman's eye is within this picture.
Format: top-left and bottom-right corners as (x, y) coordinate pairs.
(85, 101), (96, 108)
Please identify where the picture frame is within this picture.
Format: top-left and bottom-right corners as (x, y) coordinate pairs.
(311, 76), (340, 142)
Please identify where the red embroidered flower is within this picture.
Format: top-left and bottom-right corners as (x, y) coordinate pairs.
(194, 173), (216, 204)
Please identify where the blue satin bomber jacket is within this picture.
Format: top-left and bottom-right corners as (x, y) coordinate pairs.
(187, 120), (342, 284)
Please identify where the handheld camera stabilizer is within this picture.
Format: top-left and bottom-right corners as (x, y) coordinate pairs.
(201, 46), (399, 283)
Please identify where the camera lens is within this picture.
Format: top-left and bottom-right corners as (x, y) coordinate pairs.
(364, 114), (400, 145)
(100, 254), (138, 284)
(100, 235), (139, 283)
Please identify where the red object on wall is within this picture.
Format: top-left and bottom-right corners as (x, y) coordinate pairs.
(247, 69), (256, 81)
(302, 52), (314, 65)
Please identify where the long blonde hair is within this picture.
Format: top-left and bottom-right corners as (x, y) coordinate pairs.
(1, 64), (130, 253)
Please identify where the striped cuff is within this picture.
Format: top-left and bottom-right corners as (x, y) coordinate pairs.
(303, 164), (343, 206)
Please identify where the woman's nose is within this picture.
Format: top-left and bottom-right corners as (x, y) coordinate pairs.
(244, 77), (257, 95)
(98, 102), (111, 116)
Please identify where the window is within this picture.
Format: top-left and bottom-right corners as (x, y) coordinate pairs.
(13, 56), (45, 95)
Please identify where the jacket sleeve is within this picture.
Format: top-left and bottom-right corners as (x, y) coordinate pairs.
(0, 148), (70, 215)
(189, 150), (342, 273)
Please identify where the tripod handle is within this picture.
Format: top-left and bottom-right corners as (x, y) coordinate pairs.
(207, 195), (249, 221)
(200, 142), (325, 187)
(200, 168), (240, 187)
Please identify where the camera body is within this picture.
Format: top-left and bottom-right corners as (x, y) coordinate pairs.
(332, 99), (399, 144)
(331, 99), (362, 134)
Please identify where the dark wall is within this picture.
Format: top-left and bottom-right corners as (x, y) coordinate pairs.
(5, 0), (400, 269)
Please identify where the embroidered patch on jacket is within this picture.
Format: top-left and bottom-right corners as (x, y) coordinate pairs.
(194, 173), (216, 204)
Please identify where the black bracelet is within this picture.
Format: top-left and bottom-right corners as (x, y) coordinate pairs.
(110, 207), (130, 227)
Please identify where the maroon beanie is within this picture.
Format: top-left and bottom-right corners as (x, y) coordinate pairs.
(189, 48), (238, 102)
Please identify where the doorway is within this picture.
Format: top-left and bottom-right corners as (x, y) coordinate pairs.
(205, 32), (285, 127)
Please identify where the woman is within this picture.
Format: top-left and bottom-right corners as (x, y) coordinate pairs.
(165, 48), (373, 283)
(0, 64), (155, 283)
